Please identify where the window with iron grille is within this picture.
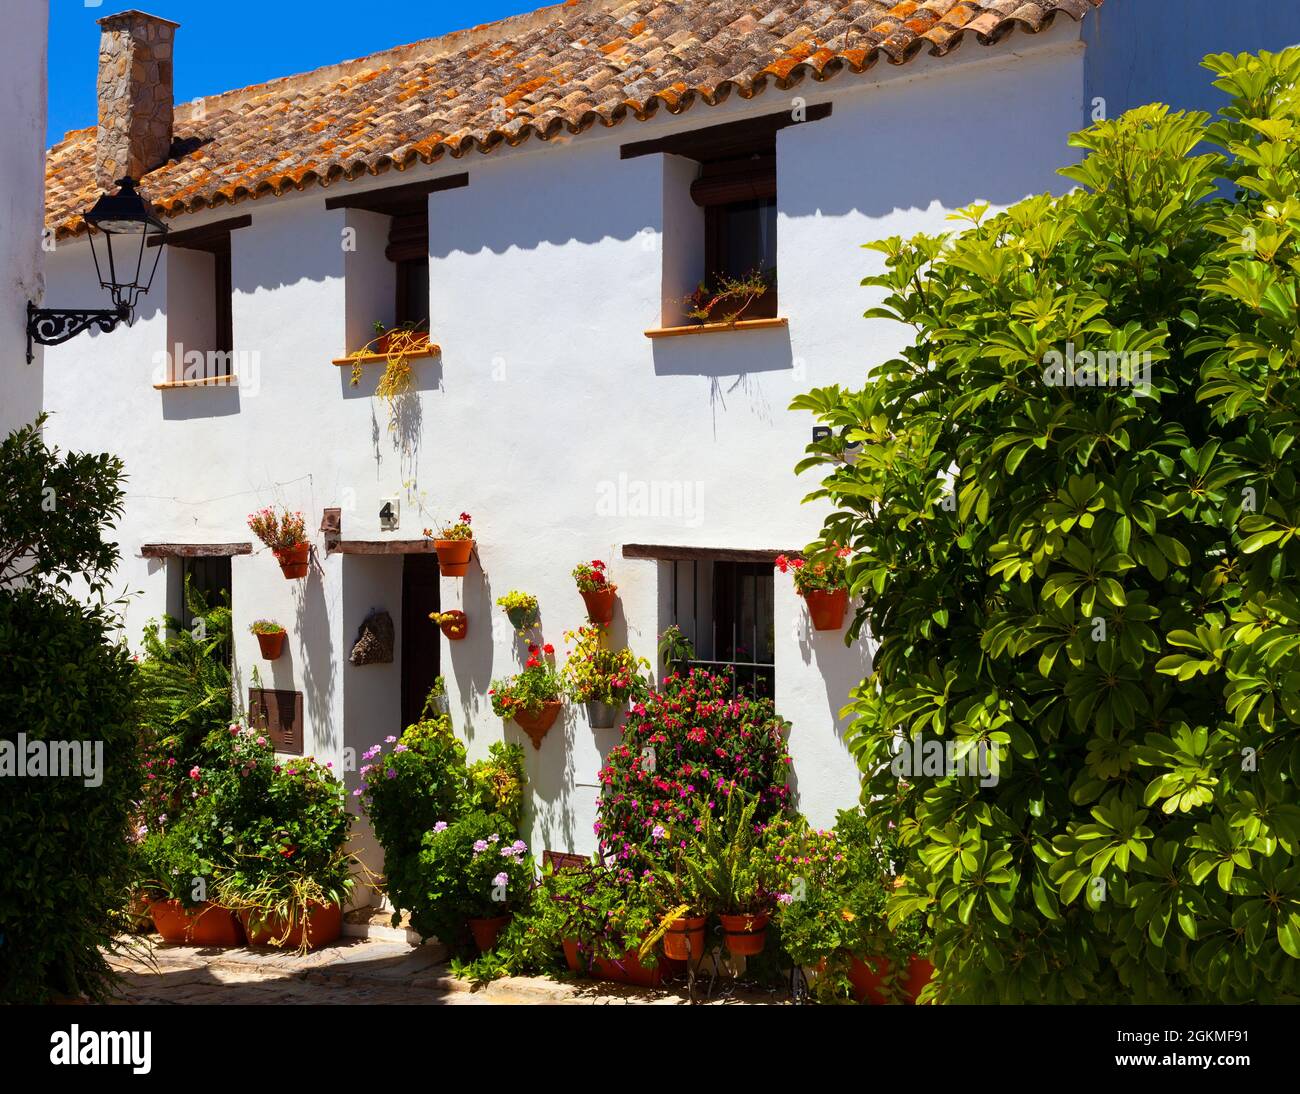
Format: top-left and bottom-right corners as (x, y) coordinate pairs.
(665, 558), (774, 699)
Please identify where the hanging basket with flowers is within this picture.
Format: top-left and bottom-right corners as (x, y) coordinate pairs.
(496, 590), (539, 633)
(424, 513), (475, 576)
(490, 642), (561, 748)
(248, 507), (310, 579)
(430, 609), (469, 641)
(250, 620), (287, 659)
(560, 624), (650, 729)
(776, 547), (852, 630)
(572, 559), (618, 624)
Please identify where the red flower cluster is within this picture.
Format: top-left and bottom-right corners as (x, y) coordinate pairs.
(595, 669), (791, 866)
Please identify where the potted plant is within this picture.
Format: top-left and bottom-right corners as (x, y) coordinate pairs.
(683, 267), (774, 326)
(423, 675), (449, 715)
(248, 507), (310, 579)
(773, 808), (933, 1004)
(250, 619), (286, 659)
(776, 547), (852, 630)
(490, 642), (561, 749)
(683, 788), (776, 957)
(572, 559), (617, 624)
(351, 321), (430, 432)
(134, 823), (245, 947)
(646, 845), (708, 962)
(400, 811), (532, 954)
(368, 318), (430, 357)
(424, 514), (474, 577)
(430, 609), (468, 640)
(530, 861), (674, 987)
(560, 624), (650, 729)
(203, 727), (355, 953)
(496, 589), (539, 632)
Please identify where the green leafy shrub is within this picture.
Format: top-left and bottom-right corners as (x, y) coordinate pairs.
(0, 419), (137, 1003)
(791, 49), (1300, 1003)
(406, 811), (532, 947)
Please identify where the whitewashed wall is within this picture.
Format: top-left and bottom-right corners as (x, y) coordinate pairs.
(41, 20), (1086, 869)
(2, 0), (48, 437)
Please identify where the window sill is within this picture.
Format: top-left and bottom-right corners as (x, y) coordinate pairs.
(153, 375), (240, 390)
(644, 317), (788, 339)
(332, 345), (441, 366)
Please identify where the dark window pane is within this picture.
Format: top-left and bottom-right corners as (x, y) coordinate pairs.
(397, 257), (430, 329)
(718, 197), (776, 281)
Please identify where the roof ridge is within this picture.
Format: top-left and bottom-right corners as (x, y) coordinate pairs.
(173, 0), (612, 123)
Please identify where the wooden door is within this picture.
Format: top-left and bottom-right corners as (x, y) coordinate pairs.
(400, 554), (441, 729)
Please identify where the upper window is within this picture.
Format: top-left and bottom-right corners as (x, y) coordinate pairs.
(388, 210), (430, 332)
(693, 148), (777, 321)
(160, 214), (249, 382)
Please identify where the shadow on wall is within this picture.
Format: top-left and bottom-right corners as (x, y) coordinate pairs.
(447, 556), (496, 742)
(787, 617), (872, 811)
(528, 708), (578, 857)
(160, 386), (241, 420)
(297, 550), (337, 757)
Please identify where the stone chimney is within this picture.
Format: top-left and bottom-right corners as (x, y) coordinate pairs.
(95, 10), (179, 188)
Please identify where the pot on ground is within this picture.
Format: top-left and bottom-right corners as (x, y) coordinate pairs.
(468, 913), (512, 953)
(239, 901), (342, 950)
(273, 542), (310, 580)
(580, 586), (617, 625)
(662, 915), (707, 961)
(149, 899), (245, 947)
(255, 630), (286, 659)
(803, 587), (848, 630)
(846, 953), (934, 1004)
(512, 701), (561, 749)
(562, 938), (683, 988)
(434, 539), (474, 577)
(719, 911), (769, 957)
(585, 699), (623, 730)
(438, 610), (468, 640)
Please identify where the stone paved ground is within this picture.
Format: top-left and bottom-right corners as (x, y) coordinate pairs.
(105, 935), (782, 1005)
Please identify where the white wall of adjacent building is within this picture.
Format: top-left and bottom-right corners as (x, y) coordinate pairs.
(41, 19), (1086, 872)
(2, 0), (49, 437)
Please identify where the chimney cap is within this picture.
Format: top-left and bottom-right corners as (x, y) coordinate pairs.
(96, 9), (181, 30)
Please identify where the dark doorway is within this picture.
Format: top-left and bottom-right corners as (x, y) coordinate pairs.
(400, 554), (441, 729)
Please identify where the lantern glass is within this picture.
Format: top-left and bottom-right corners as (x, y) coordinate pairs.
(84, 177), (168, 315)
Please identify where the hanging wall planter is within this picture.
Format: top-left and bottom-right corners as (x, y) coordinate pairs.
(273, 542), (310, 580)
(803, 588), (848, 630)
(573, 560), (617, 624)
(585, 699), (623, 730)
(512, 701), (562, 749)
(497, 590), (539, 633)
(425, 513), (475, 576)
(251, 621), (287, 659)
(432, 610), (468, 640)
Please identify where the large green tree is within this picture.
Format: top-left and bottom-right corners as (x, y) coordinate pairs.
(0, 416), (139, 1003)
(793, 50), (1300, 1003)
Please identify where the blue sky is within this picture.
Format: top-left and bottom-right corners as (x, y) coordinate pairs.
(47, 0), (542, 144)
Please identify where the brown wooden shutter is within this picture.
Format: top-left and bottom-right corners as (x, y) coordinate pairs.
(690, 154), (776, 207)
(248, 688), (304, 755)
(386, 212), (429, 262)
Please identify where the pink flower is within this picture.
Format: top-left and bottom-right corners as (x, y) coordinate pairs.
(188, 766), (201, 780)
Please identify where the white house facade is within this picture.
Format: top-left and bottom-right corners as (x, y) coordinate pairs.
(44, 0), (1274, 892)
(2, 0), (49, 437)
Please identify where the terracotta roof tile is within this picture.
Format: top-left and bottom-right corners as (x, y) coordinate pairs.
(45, 0), (1101, 237)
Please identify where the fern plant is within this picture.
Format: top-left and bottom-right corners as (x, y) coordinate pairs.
(135, 576), (234, 767)
(681, 788), (773, 916)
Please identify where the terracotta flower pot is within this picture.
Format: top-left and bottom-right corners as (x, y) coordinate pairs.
(662, 915), (707, 961)
(434, 539), (474, 576)
(149, 899), (244, 947)
(374, 332), (391, 355)
(562, 938), (682, 985)
(846, 954), (933, 1004)
(505, 605), (538, 631)
(468, 913), (512, 953)
(239, 901), (342, 950)
(719, 911), (769, 957)
(580, 586), (617, 625)
(273, 541), (310, 580)
(512, 700), (561, 749)
(438, 610), (468, 640)
(803, 587), (848, 630)
(585, 699), (623, 730)
(255, 630), (286, 659)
